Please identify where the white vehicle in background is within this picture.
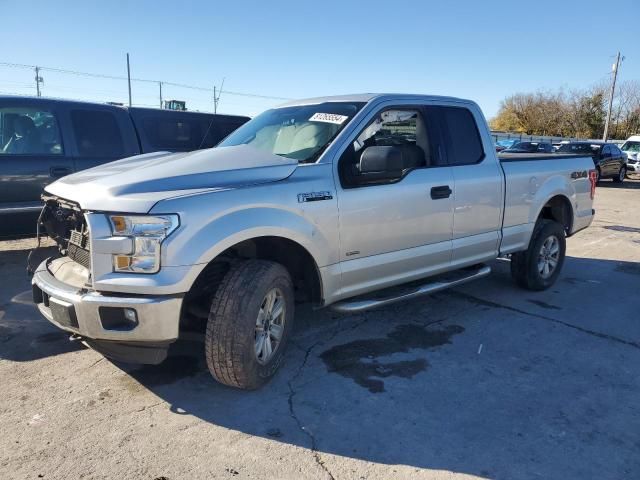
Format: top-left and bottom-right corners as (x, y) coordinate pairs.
(620, 135), (640, 176)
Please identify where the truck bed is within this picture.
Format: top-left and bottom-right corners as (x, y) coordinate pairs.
(498, 153), (595, 255)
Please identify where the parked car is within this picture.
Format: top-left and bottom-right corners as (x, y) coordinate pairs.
(494, 138), (519, 152)
(503, 141), (554, 153)
(620, 135), (640, 175)
(0, 96), (250, 237)
(556, 141), (627, 183)
(31, 93), (596, 389)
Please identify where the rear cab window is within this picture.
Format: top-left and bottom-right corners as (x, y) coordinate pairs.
(0, 107), (63, 155)
(429, 106), (485, 165)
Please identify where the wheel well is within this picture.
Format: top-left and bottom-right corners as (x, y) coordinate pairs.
(539, 195), (573, 234)
(181, 236), (323, 330)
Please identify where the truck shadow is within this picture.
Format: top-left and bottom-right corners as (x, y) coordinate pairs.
(0, 247), (84, 361)
(119, 254), (640, 479)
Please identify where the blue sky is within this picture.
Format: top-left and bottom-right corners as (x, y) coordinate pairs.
(2, 0), (638, 118)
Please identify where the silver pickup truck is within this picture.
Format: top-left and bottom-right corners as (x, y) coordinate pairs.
(31, 94), (597, 389)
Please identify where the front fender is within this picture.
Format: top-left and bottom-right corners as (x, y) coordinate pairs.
(162, 206), (335, 269)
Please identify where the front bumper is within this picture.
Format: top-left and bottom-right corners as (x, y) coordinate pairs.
(626, 162), (639, 172)
(32, 258), (183, 364)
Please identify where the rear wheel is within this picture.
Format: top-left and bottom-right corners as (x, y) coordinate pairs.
(613, 166), (626, 183)
(205, 259), (294, 390)
(511, 219), (566, 291)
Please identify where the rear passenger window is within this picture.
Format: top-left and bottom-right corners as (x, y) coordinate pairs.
(437, 107), (484, 165)
(71, 110), (124, 158)
(141, 116), (204, 151)
(0, 107), (63, 155)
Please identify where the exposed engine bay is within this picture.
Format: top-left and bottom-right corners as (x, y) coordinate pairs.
(29, 195), (92, 272)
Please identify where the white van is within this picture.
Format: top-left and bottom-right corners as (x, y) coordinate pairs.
(620, 135), (640, 174)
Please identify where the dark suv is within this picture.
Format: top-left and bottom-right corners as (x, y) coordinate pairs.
(0, 96), (250, 237)
(556, 142), (627, 183)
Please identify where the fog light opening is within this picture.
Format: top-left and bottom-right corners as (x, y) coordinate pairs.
(99, 307), (139, 331)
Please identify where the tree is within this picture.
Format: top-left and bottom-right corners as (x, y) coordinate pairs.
(490, 82), (637, 140)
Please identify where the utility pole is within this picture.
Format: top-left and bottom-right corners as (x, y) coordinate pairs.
(126, 53), (132, 107)
(603, 52), (622, 141)
(159, 81), (163, 109)
(213, 77), (225, 114)
(34, 66), (43, 97)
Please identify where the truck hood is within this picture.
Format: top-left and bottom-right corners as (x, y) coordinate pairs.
(44, 145), (298, 212)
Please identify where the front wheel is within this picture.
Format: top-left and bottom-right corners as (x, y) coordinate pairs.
(511, 220), (566, 291)
(613, 166), (626, 183)
(205, 259), (295, 390)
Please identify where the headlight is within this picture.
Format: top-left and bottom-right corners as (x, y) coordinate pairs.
(108, 214), (179, 273)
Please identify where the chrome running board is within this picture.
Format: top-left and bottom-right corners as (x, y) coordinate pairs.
(331, 264), (491, 313)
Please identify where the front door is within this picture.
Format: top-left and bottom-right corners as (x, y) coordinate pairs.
(0, 103), (73, 235)
(335, 107), (454, 300)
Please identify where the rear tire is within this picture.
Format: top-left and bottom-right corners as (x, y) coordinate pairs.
(613, 166), (626, 183)
(510, 219), (566, 291)
(205, 259), (294, 390)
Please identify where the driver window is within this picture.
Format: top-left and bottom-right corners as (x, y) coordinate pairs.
(339, 109), (430, 188)
(0, 107), (63, 155)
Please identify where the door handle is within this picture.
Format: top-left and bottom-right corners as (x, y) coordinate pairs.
(430, 185), (452, 199)
(50, 166), (73, 177)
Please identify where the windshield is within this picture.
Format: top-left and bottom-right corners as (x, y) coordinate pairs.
(218, 102), (364, 163)
(557, 143), (598, 154)
(621, 141), (640, 153)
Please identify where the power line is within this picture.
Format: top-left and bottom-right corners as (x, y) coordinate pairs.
(0, 61), (291, 101)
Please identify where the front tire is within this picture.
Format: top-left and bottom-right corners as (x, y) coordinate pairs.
(205, 259), (295, 390)
(613, 166), (626, 183)
(511, 220), (566, 291)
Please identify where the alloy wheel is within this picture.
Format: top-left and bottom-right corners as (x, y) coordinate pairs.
(537, 235), (560, 279)
(254, 288), (286, 364)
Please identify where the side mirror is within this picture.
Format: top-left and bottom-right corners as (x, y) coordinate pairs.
(358, 146), (403, 183)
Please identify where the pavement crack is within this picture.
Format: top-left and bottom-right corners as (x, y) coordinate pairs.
(287, 316), (367, 480)
(447, 290), (640, 351)
(86, 357), (104, 369)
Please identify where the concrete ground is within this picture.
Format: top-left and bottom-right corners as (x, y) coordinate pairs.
(1, 180), (639, 480)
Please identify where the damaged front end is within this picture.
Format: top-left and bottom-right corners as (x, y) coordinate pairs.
(28, 195), (91, 274)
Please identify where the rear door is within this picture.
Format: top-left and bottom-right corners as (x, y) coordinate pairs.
(599, 145), (612, 175)
(432, 104), (503, 267)
(67, 107), (140, 172)
(610, 144), (625, 174)
(0, 100), (73, 233)
(128, 108), (249, 153)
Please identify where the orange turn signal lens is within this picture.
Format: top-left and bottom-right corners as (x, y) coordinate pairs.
(115, 255), (131, 269)
(111, 216), (127, 233)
